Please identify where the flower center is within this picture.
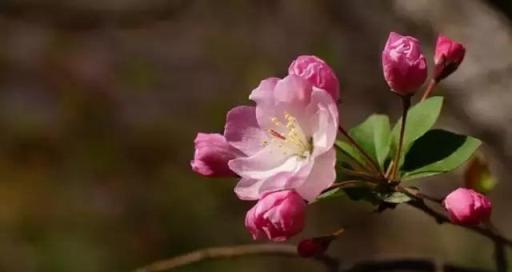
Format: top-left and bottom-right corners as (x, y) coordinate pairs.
(263, 112), (312, 159)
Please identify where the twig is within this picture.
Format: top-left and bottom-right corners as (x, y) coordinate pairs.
(135, 244), (339, 272)
(416, 192), (444, 204)
(399, 184), (512, 258)
(135, 243), (493, 272)
(341, 258), (492, 272)
(494, 241), (508, 272)
(406, 200), (512, 248)
(485, 222), (509, 272)
(397, 186), (443, 204)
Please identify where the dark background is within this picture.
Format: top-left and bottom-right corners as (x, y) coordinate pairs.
(0, 0), (511, 271)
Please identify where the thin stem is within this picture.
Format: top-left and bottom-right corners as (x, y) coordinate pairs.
(318, 180), (377, 200)
(315, 180), (366, 203)
(338, 148), (371, 173)
(397, 186), (443, 204)
(338, 126), (383, 177)
(488, 223), (509, 272)
(494, 241), (508, 272)
(341, 258), (492, 272)
(420, 79), (438, 102)
(384, 161), (394, 179)
(416, 192), (443, 204)
(332, 228), (345, 237)
(340, 168), (384, 183)
(135, 244), (338, 272)
(391, 96), (411, 181)
(326, 180), (371, 191)
(135, 243), (492, 272)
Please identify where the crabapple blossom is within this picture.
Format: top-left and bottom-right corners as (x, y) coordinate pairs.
(443, 188), (492, 225)
(382, 32), (427, 96)
(191, 133), (241, 177)
(225, 75), (338, 202)
(434, 35), (466, 81)
(245, 190), (306, 241)
(288, 55), (340, 101)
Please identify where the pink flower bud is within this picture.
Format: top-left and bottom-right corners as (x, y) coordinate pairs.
(433, 35), (466, 81)
(245, 190), (306, 241)
(382, 32), (427, 96)
(297, 237), (331, 258)
(191, 133), (241, 177)
(288, 55), (340, 101)
(443, 188), (492, 225)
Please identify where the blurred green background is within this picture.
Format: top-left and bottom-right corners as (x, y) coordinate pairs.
(0, 0), (511, 271)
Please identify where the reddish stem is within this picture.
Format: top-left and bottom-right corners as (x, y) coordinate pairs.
(338, 126), (383, 178)
(391, 96), (411, 181)
(420, 79), (437, 102)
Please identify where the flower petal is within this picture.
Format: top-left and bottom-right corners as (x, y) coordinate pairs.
(295, 148), (336, 201)
(273, 75), (312, 106)
(308, 87), (339, 156)
(249, 77), (279, 107)
(191, 133), (241, 177)
(255, 75), (315, 135)
(235, 178), (266, 200)
(230, 141), (313, 201)
(229, 144), (302, 180)
(257, 161), (314, 195)
(224, 105), (267, 156)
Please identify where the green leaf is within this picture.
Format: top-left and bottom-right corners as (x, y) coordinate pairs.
(402, 129), (481, 180)
(349, 114), (391, 170)
(381, 192), (412, 204)
(392, 96), (444, 166)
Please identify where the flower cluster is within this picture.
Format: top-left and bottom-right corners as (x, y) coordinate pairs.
(192, 32), (491, 247)
(192, 55), (339, 241)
